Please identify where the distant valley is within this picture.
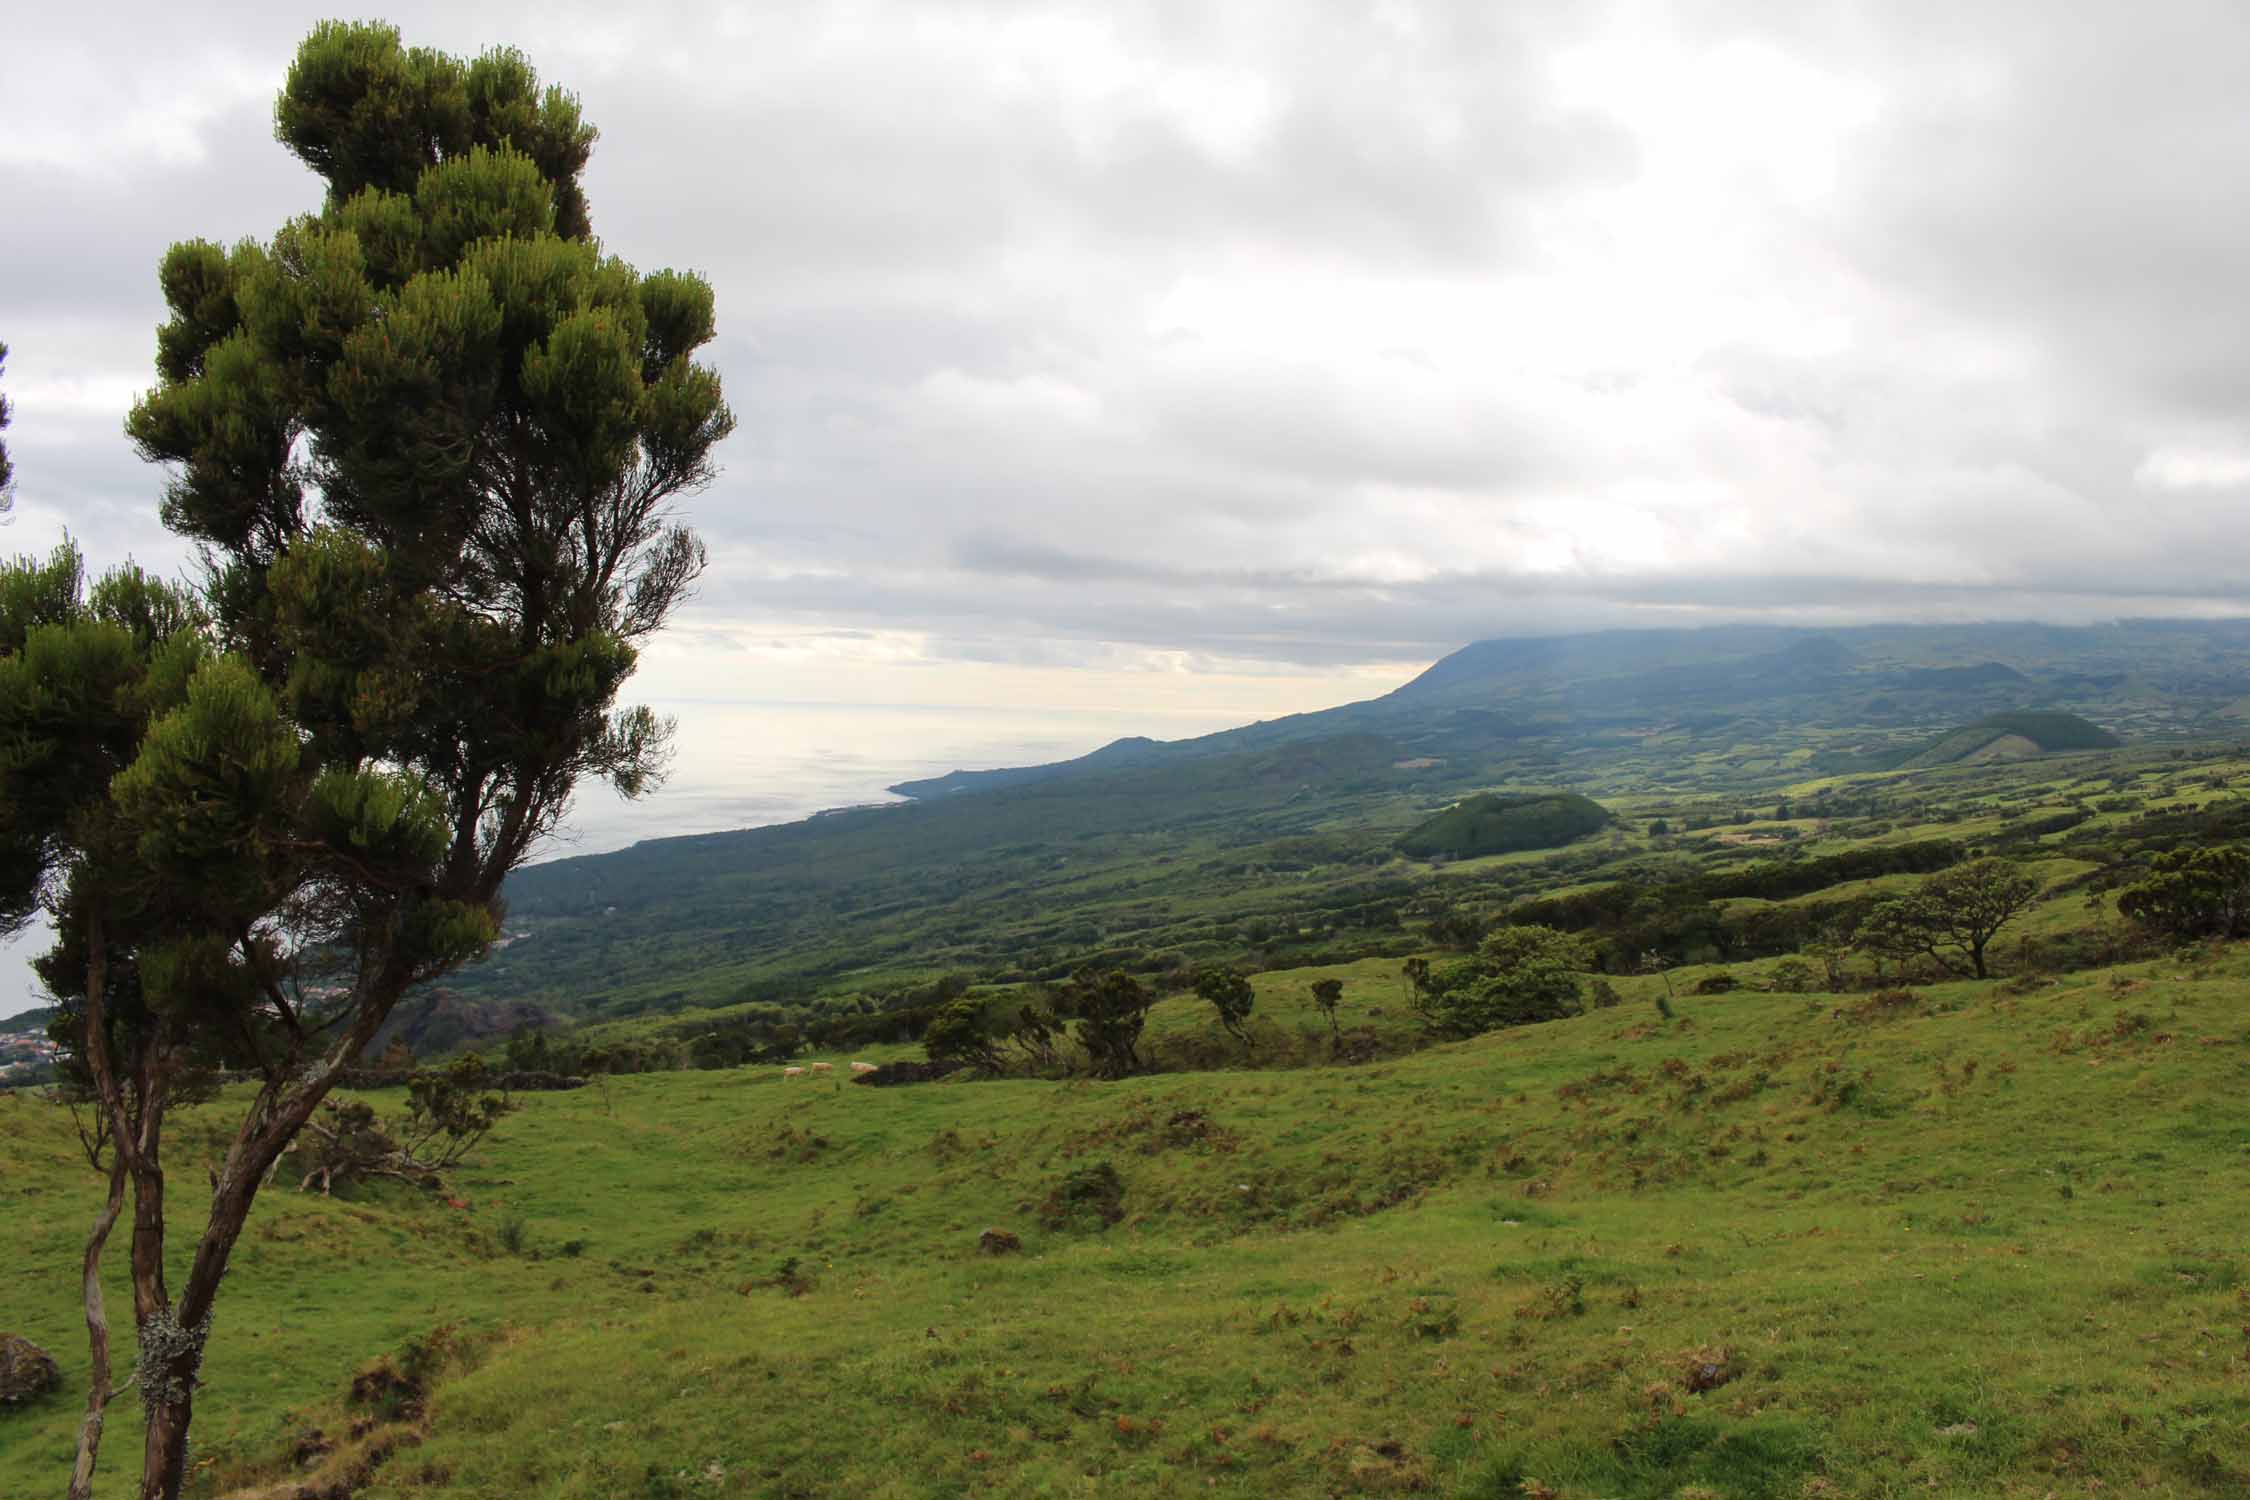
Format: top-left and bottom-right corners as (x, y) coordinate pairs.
(444, 619), (2250, 1032)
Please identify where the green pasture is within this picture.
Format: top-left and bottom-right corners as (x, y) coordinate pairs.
(6, 950), (2248, 1498)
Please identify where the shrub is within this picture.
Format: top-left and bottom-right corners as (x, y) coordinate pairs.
(921, 997), (1003, 1073)
(1420, 925), (1588, 1038)
(2118, 845), (2250, 941)
(1038, 1161), (1126, 1231)
(1765, 958), (1816, 993)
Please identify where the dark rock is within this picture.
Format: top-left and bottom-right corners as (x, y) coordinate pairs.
(1679, 1345), (1741, 1393)
(852, 1059), (964, 1087)
(977, 1228), (1022, 1256)
(0, 1333), (60, 1405)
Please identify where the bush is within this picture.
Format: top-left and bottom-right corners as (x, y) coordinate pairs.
(1761, 959), (1810, 992)
(1038, 1161), (1125, 1231)
(1421, 925), (1587, 1038)
(921, 997), (1003, 1073)
(2118, 845), (2250, 941)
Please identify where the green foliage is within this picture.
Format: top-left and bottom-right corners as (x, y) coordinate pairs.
(1508, 840), (1960, 934)
(921, 997), (1002, 1073)
(15, 24), (735, 1494)
(11, 945), (2249, 1497)
(1308, 977), (1344, 1037)
(111, 656), (304, 920)
(1420, 925), (1587, 1038)
(1191, 965), (1256, 1048)
(1854, 858), (2042, 979)
(2117, 845), (2250, 941)
(402, 1052), (518, 1170)
(1398, 791), (1611, 859)
(1054, 967), (1155, 1080)
(1765, 957), (1816, 993)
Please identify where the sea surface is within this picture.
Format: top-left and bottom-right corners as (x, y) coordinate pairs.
(0, 696), (1270, 1022)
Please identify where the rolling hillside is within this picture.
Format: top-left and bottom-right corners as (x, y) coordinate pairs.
(4, 953), (2247, 1497)
(442, 622), (2250, 1024)
(1897, 711), (2123, 769)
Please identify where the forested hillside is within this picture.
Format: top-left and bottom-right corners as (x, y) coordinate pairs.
(454, 620), (2250, 1028)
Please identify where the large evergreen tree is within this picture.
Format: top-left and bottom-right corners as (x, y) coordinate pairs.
(18, 23), (732, 1499)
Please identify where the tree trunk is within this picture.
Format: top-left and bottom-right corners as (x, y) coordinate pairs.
(67, 1156), (128, 1500)
(134, 948), (420, 1500)
(137, 1391), (194, 1500)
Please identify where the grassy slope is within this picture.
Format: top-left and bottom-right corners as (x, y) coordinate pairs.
(5, 953), (2249, 1498)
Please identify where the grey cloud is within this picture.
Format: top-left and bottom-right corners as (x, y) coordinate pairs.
(9, 0), (2250, 694)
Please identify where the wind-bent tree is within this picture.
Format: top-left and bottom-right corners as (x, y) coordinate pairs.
(1056, 967), (1156, 1079)
(34, 23), (733, 1499)
(1192, 965), (1256, 1053)
(1854, 858), (2040, 980)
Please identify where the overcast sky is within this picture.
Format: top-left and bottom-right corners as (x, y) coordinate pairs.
(13, 0), (2250, 695)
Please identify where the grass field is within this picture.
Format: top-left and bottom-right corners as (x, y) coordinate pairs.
(5, 946), (2249, 1498)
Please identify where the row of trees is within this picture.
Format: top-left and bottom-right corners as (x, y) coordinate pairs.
(923, 961), (1363, 1080)
(914, 857), (2064, 1079)
(924, 968), (1163, 1080)
(2, 23), (731, 1499)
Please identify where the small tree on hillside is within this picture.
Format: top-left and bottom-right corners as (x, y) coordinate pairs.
(1309, 977), (1344, 1040)
(1854, 859), (2040, 980)
(1420, 925), (1589, 1038)
(1401, 957), (1433, 1022)
(1054, 967), (1155, 1079)
(922, 997), (1003, 1074)
(25, 25), (733, 1499)
(1191, 965), (1256, 1053)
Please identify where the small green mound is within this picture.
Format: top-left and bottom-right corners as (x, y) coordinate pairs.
(1898, 710), (2119, 769)
(1399, 791), (1610, 858)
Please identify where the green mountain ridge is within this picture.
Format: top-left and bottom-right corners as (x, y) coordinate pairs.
(456, 619), (2250, 1020)
(884, 621), (2247, 803)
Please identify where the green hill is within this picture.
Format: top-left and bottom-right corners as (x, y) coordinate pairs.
(6, 952), (2248, 1497)
(1398, 791), (1612, 858)
(448, 625), (2250, 1025)
(1898, 710), (2122, 769)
